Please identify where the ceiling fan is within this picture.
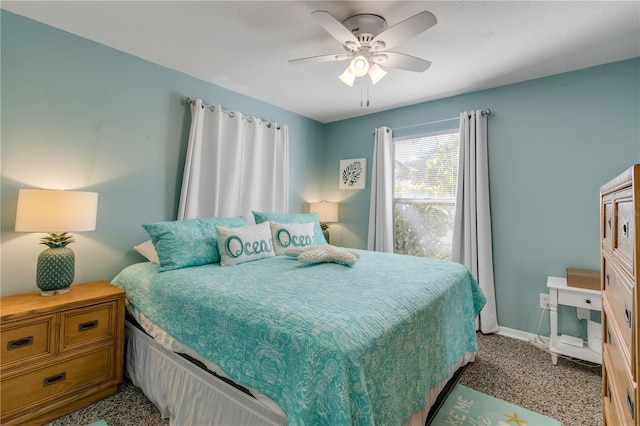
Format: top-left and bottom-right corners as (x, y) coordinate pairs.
(289, 10), (437, 87)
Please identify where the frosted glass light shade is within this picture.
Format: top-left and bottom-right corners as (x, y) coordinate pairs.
(339, 68), (356, 87)
(15, 189), (98, 232)
(309, 201), (339, 223)
(368, 64), (387, 85)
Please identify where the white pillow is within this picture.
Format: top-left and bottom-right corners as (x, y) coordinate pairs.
(297, 245), (360, 266)
(216, 222), (275, 266)
(134, 240), (160, 264)
(270, 221), (316, 255)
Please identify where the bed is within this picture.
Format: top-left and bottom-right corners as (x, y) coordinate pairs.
(111, 214), (486, 426)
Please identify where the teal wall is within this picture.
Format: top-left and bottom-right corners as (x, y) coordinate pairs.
(322, 58), (640, 334)
(2, 10), (639, 337)
(1, 11), (326, 296)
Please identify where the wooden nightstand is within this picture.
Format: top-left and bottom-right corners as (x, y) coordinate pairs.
(0, 281), (125, 425)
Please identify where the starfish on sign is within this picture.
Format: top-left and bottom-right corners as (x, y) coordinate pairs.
(502, 412), (528, 426)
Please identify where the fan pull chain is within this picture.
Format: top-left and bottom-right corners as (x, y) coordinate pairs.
(358, 77), (371, 108)
(366, 79), (370, 107)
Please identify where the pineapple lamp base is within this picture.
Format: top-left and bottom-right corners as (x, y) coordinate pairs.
(36, 236), (76, 297)
(39, 287), (71, 296)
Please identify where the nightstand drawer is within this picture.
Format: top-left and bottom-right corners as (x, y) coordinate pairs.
(557, 288), (601, 310)
(0, 314), (56, 368)
(60, 301), (118, 352)
(0, 343), (115, 418)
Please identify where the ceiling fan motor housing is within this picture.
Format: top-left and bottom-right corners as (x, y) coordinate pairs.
(342, 14), (387, 45)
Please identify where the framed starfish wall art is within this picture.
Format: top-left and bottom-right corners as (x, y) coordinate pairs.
(339, 158), (366, 190)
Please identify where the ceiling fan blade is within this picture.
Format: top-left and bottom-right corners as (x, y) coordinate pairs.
(289, 53), (350, 65)
(371, 11), (437, 51)
(373, 52), (431, 72)
(311, 10), (361, 50)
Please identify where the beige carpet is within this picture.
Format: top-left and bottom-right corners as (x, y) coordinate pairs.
(46, 332), (602, 426)
(459, 333), (602, 425)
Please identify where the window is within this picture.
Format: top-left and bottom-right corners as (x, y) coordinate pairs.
(393, 129), (460, 260)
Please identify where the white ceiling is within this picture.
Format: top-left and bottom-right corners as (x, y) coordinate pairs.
(3, 1), (639, 123)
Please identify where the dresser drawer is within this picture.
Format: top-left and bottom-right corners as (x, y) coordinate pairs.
(0, 314), (56, 369)
(603, 193), (615, 253)
(604, 365), (624, 426)
(603, 261), (634, 358)
(604, 307), (633, 376)
(604, 346), (636, 425)
(60, 301), (118, 353)
(614, 191), (635, 277)
(0, 281), (124, 425)
(600, 164), (639, 426)
(0, 343), (115, 419)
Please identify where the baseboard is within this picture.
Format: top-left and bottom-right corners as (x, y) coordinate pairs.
(496, 325), (547, 344)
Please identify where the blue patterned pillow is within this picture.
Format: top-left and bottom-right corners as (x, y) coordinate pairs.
(252, 211), (327, 245)
(270, 222), (316, 255)
(142, 216), (246, 272)
(216, 222), (275, 266)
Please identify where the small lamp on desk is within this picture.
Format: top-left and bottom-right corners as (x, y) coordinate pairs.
(309, 201), (338, 244)
(15, 189), (98, 296)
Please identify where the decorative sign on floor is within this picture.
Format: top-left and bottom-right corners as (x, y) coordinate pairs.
(431, 384), (561, 426)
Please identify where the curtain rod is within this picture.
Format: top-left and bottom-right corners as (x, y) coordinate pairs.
(185, 98), (281, 129)
(391, 109), (491, 132)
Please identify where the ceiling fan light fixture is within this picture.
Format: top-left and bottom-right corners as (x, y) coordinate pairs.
(339, 68), (356, 87)
(349, 55), (370, 77)
(368, 64), (387, 85)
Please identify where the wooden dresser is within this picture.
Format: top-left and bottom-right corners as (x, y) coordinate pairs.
(0, 281), (125, 425)
(601, 164), (639, 426)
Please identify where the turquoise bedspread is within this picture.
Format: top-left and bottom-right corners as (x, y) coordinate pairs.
(112, 250), (485, 426)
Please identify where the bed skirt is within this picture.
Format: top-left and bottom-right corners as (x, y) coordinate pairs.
(124, 320), (475, 425)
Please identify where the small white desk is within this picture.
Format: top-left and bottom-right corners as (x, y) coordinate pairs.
(546, 276), (602, 365)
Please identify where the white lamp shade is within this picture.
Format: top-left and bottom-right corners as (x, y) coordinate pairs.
(15, 189), (98, 232)
(339, 68), (356, 87)
(309, 201), (339, 223)
(368, 64), (387, 85)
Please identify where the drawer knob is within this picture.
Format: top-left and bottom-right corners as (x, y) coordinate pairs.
(628, 389), (635, 419)
(585, 299), (592, 305)
(625, 305), (632, 327)
(7, 336), (33, 350)
(43, 372), (66, 387)
(608, 217), (612, 229)
(78, 320), (98, 332)
(606, 273), (610, 286)
(607, 330), (612, 344)
(623, 222), (630, 237)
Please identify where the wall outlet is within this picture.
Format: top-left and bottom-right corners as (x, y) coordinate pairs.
(540, 293), (550, 309)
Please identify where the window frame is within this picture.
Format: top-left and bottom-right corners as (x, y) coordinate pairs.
(392, 127), (460, 259)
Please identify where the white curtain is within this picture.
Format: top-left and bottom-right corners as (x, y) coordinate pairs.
(178, 98), (289, 221)
(451, 110), (498, 333)
(367, 126), (394, 252)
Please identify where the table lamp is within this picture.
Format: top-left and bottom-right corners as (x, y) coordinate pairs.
(15, 189), (98, 295)
(309, 201), (338, 244)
